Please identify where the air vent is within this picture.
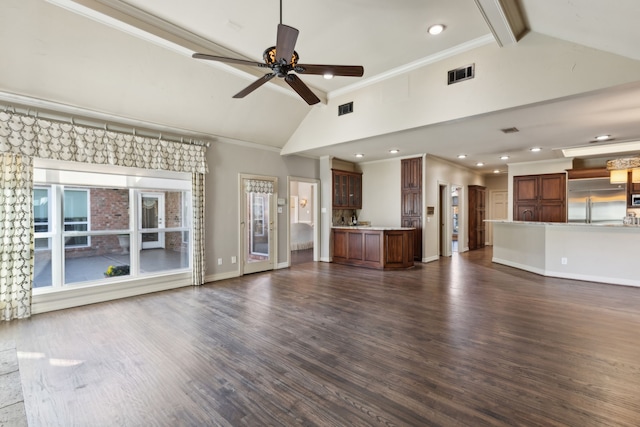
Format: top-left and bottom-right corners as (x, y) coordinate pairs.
(338, 102), (353, 116)
(501, 127), (520, 134)
(447, 64), (475, 85)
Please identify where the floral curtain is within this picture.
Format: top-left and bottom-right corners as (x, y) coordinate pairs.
(0, 112), (207, 174)
(0, 153), (33, 321)
(245, 179), (274, 194)
(0, 110), (210, 317)
(191, 172), (206, 286)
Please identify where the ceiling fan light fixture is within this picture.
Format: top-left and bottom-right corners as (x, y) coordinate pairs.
(428, 24), (445, 35)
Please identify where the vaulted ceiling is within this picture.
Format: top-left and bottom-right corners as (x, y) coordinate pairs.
(2, 0), (640, 174)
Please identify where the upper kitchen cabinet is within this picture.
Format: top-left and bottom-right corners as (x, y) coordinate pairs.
(513, 173), (566, 222)
(332, 169), (362, 209)
(401, 157), (422, 190)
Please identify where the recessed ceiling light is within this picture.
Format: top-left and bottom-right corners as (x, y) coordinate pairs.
(500, 155), (510, 160)
(457, 154), (467, 159)
(530, 147), (541, 152)
(355, 153), (364, 158)
(476, 162), (484, 166)
(427, 24), (445, 35)
(323, 73), (334, 80)
(493, 170), (501, 174)
(595, 134), (611, 141)
(389, 149), (399, 154)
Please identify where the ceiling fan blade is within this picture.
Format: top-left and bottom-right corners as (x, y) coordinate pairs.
(276, 24), (299, 64)
(285, 74), (321, 105)
(193, 53), (269, 69)
(294, 64), (364, 77)
(233, 73), (276, 98)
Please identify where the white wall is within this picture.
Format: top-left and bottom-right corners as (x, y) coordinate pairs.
(205, 140), (319, 281)
(359, 159), (402, 227)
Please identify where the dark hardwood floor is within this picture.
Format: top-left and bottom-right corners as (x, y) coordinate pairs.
(2, 247), (640, 426)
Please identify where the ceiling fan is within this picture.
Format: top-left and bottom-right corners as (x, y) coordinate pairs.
(192, 1), (364, 105)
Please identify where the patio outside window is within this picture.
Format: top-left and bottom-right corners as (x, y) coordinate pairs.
(33, 162), (192, 291)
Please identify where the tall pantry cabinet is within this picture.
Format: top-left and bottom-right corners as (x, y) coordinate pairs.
(468, 185), (486, 250)
(401, 157), (422, 260)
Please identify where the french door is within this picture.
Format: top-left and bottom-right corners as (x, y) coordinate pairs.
(139, 192), (165, 249)
(241, 175), (277, 275)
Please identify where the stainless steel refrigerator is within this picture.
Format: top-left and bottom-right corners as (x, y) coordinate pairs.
(567, 178), (627, 224)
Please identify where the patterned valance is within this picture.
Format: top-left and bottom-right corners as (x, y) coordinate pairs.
(0, 111), (208, 174)
(245, 179), (274, 194)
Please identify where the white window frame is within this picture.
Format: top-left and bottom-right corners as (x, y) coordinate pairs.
(32, 159), (193, 298)
(63, 188), (91, 248)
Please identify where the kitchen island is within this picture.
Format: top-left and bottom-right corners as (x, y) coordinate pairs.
(490, 220), (639, 287)
(332, 226), (414, 270)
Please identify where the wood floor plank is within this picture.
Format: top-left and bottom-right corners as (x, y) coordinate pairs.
(1, 247), (640, 426)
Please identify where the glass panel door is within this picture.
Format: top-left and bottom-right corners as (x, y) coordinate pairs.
(242, 177), (276, 274)
(139, 192), (165, 249)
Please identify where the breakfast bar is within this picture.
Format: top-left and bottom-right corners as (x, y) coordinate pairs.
(332, 226), (414, 270)
(490, 220), (639, 287)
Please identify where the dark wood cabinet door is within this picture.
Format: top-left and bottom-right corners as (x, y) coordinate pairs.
(513, 173), (566, 222)
(514, 176), (538, 203)
(332, 170), (362, 209)
(401, 217), (422, 260)
(539, 204), (566, 223)
(515, 204), (537, 221)
(401, 191), (421, 216)
(539, 174), (566, 202)
(401, 158), (422, 190)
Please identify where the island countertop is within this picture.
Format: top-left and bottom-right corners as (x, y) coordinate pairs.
(486, 220), (638, 228)
(332, 226), (415, 231)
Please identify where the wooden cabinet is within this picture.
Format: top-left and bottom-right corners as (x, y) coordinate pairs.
(332, 169), (362, 209)
(468, 185), (486, 250)
(627, 171), (640, 207)
(332, 228), (414, 270)
(513, 173), (566, 222)
(401, 157), (422, 260)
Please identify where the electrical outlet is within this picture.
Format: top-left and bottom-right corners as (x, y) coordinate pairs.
(231, 256), (237, 264)
(561, 257), (567, 265)
(217, 258), (222, 265)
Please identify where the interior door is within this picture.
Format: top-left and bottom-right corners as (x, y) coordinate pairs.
(140, 192), (165, 249)
(242, 176), (277, 275)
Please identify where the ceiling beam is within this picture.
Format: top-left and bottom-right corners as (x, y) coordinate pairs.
(473, 0), (528, 47)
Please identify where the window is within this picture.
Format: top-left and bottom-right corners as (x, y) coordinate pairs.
(32, 160), (192, 291)
(34, 186), (51, 250)
(64, 188), (89, 247)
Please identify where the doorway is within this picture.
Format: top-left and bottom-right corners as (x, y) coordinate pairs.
(139, 192), (165, 249)
(439, 183), (451, 257)
(240, 175), (277, 275)
(451, 185), (462, 253)
(488, 190), (508, 245)
(288, 178), (319, 265)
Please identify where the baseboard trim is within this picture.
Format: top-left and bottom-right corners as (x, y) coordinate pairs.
(205, 270), (240, 283)
(422, 255), (439, 263)
(32, 272), (192, 314)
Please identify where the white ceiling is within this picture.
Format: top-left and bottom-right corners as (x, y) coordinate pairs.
(33, 0), (640, 173)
